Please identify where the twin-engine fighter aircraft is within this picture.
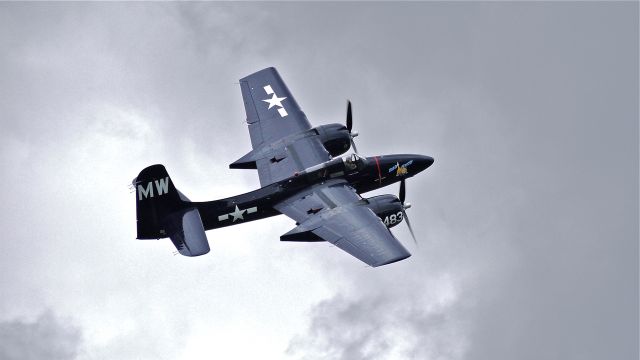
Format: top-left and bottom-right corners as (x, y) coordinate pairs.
(133, 67), (434, 267)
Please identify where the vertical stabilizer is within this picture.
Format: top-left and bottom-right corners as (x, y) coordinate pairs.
(133, 164), (210, 256)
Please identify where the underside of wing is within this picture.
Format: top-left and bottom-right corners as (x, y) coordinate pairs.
(275, 180), (411, 267)
(239, 67), (311, 148)
(234, 67), (331, 186)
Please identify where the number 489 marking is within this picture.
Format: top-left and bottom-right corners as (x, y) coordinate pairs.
(383, 211), (403, 226)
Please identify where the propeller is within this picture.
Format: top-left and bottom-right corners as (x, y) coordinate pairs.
(346, 100), (359, 154)
(399, 179), (417, 245)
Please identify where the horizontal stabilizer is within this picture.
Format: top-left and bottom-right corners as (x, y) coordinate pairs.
(229, 150), (258, 169)
(166, 208), (210, 257)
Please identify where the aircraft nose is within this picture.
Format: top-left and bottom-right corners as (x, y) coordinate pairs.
(415, 155), (434, 172)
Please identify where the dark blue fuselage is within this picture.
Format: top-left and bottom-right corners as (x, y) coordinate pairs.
(192, 154), (434, 231)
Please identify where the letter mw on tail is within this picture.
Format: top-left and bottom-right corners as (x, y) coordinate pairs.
(133, 164), (210, 256)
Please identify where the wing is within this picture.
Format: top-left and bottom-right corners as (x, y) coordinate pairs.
(275, 179), (411, 267)
(232, 67), (331, 186)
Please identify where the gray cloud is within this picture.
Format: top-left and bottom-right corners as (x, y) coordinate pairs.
(287, 283), (468, 360)
(282, 3), (638, 360)
(0, 311), (82, 360)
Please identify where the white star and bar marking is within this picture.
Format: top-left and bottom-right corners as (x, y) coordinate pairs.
(262, 85), (288, 117)
(218, 205), (258, 222)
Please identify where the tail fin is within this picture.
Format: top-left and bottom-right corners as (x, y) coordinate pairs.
(133, 164), (184, 239)
(133, 164), (210, 256)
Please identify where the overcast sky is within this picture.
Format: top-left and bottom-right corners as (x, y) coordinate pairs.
(0, 2), (637, 360)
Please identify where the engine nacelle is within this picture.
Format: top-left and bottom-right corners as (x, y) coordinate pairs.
(313, 123), (351, 157)
(364, 194), (405, 228)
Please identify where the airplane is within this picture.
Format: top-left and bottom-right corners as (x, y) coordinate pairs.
(133, 67), (434, 267)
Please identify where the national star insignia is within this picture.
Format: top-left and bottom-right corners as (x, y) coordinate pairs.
(262, 93), (287, 109)
(217, 205), (258, 222)
(229, 205), (246, 222)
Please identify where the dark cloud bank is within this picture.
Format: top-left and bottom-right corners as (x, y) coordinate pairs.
(0, 312), (82, 360)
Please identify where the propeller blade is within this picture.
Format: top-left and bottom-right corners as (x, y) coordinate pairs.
(346, 100), (359, 154)
(402, 209), (418, 246)
(346, 100), (353, 132)
(399, 179), (417, 245)
(350, 138), (359, 154)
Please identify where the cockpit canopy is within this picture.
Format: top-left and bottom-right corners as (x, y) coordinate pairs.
(343, 153), (366, 171)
